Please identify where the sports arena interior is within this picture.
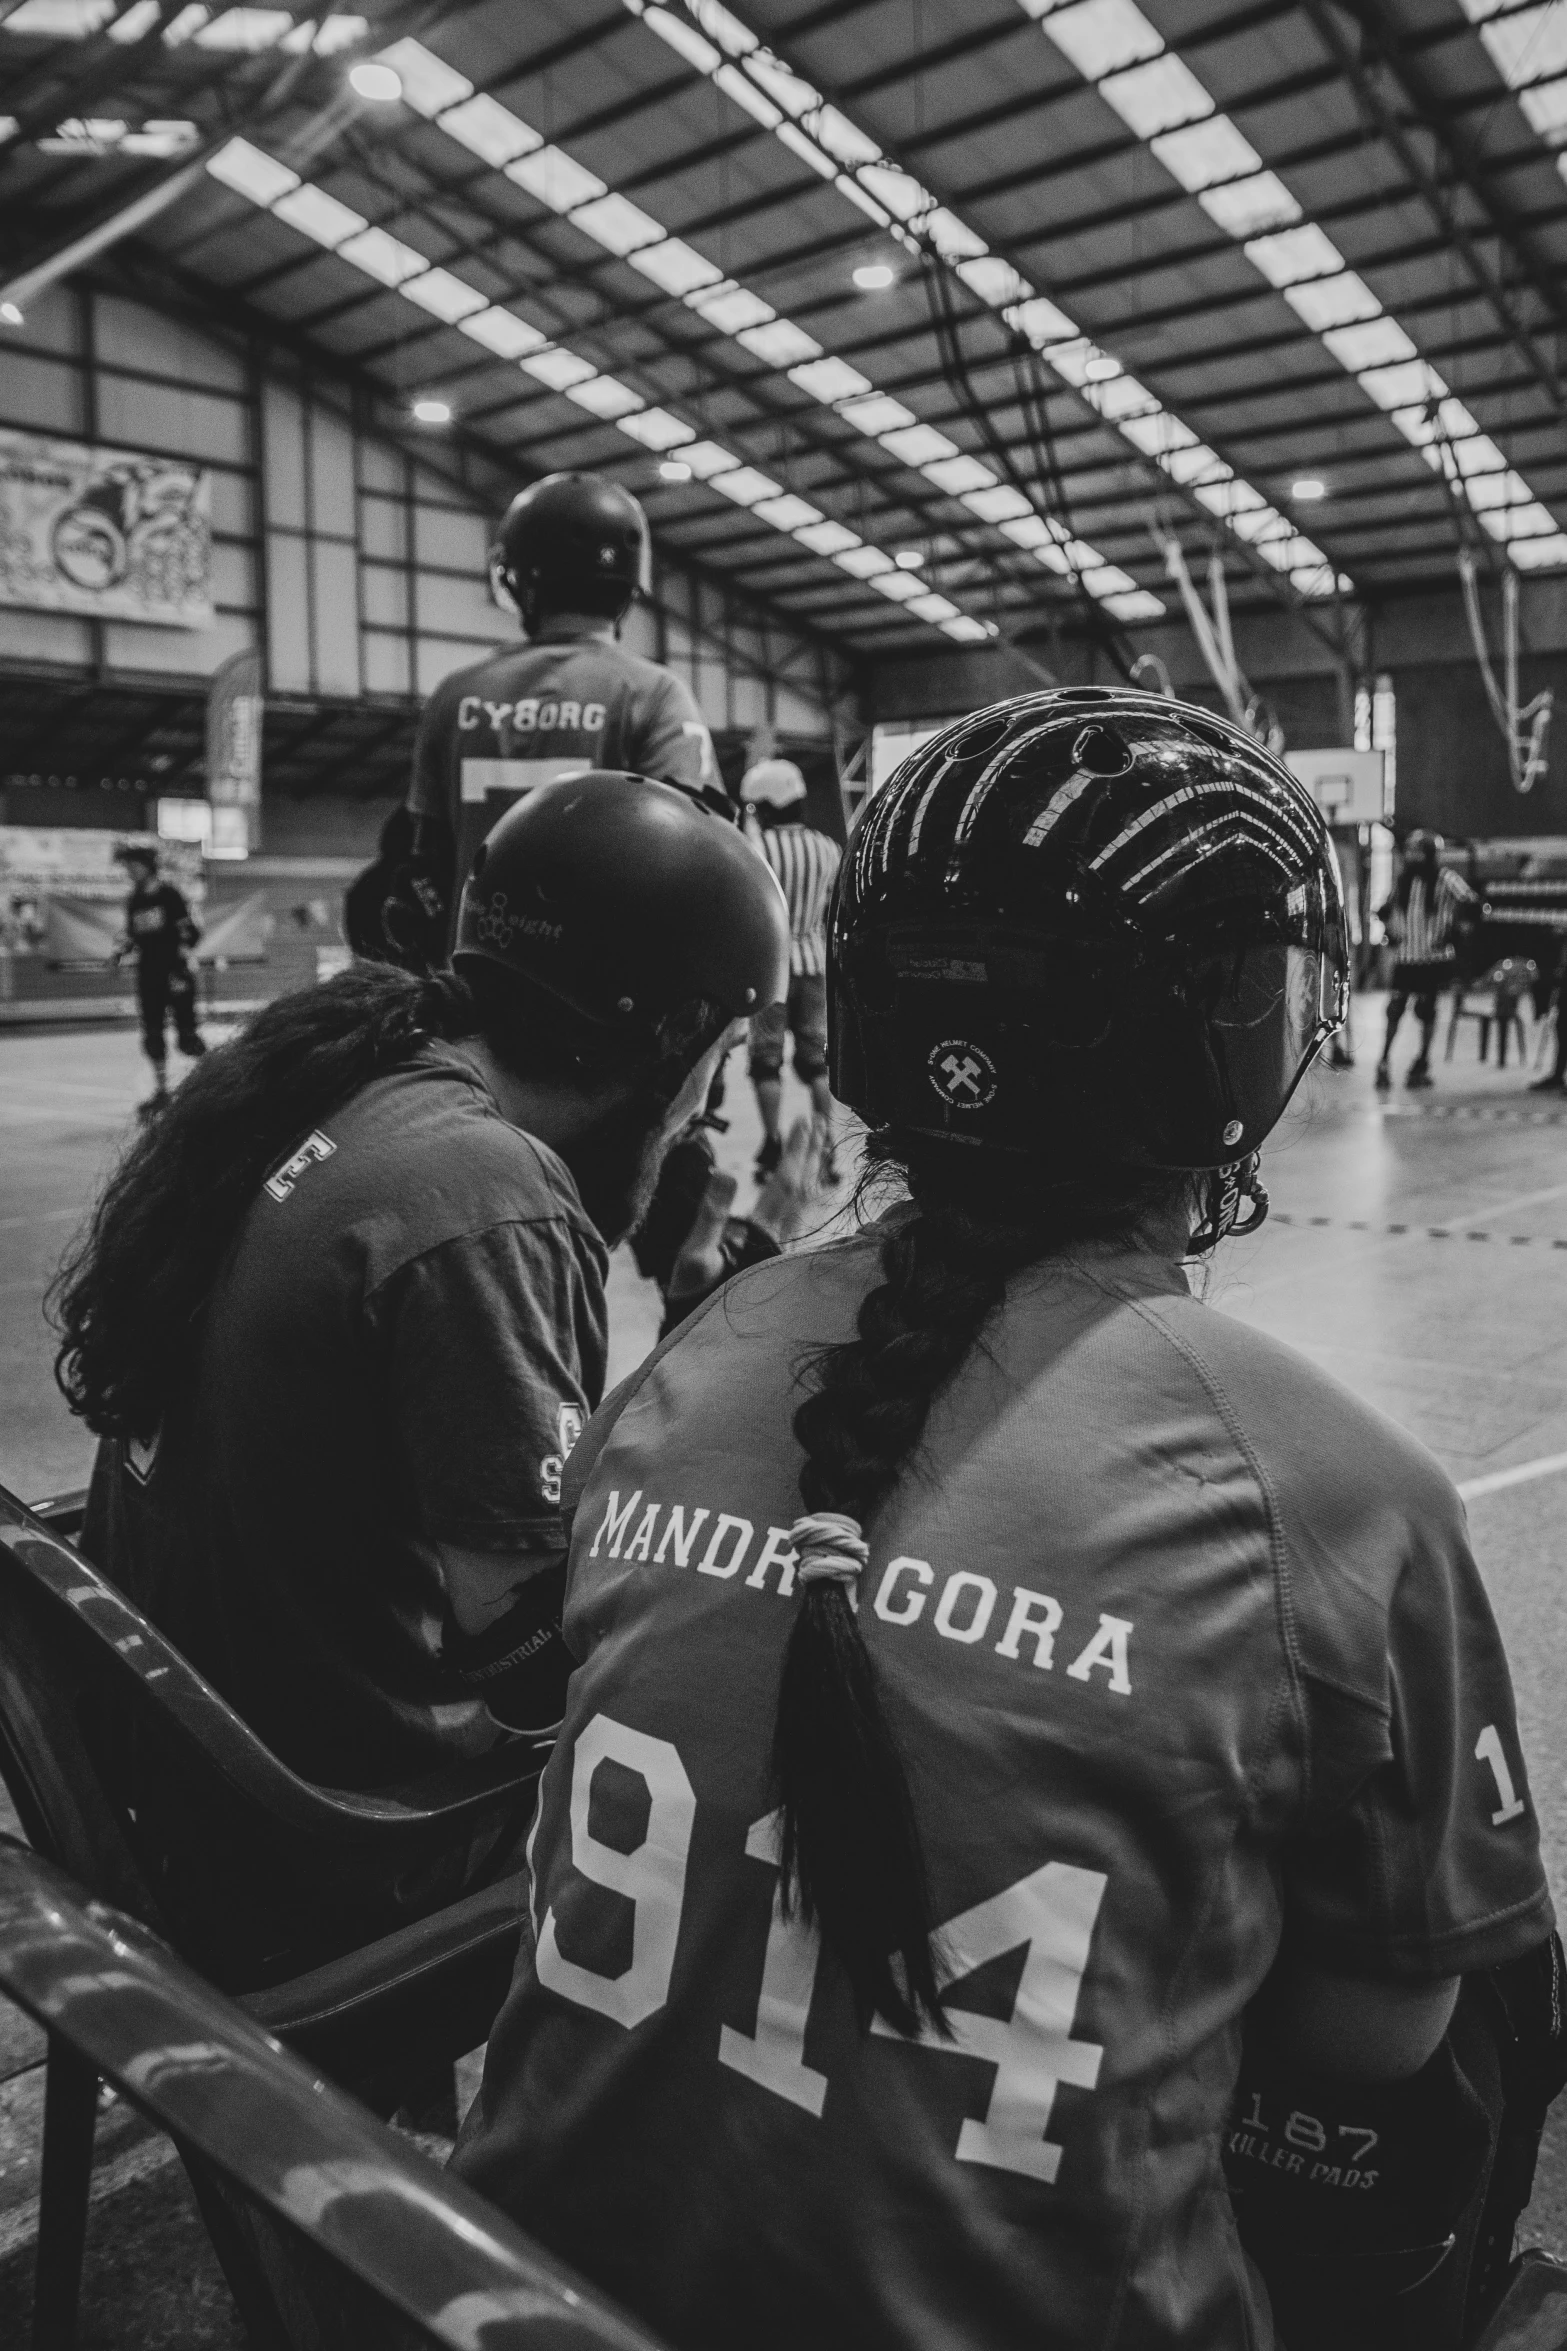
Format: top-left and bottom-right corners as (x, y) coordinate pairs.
(4, 0), (1567, 2341)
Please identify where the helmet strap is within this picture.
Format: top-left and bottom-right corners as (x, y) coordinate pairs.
(1189, 1154), (1269, 1254)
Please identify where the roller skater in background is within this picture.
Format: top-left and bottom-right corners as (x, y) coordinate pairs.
(1375, 830), (1477, 1093)
(114, 840), (205, 1117)
(740, 756), (842, 1186)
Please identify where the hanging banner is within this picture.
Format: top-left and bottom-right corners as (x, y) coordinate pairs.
(206, 646), (263, 856)
(0, 426), (212, 627)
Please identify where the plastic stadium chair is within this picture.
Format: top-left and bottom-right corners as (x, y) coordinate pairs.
(0, 1479), (540, 2335)
(0, 1836), (668, 2351)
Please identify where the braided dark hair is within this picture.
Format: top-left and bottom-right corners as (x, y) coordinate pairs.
(775, 1137), (1183, 2035)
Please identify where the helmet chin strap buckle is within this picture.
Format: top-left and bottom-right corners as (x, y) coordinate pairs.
(1190, 1154), (1269, 1253)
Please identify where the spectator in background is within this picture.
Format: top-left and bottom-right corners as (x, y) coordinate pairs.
(741, 758), (842, 1187)
(1375, 830), (1476, 1092)
(114, 841), (205, 1118)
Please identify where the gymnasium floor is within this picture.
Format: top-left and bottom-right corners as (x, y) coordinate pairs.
(0, 1003), (1564, 2339)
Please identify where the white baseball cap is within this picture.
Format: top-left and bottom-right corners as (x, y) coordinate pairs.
(741, 757), (807, 809)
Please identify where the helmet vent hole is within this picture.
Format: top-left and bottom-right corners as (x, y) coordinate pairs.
(951, 713), (1011, 761)
(1071, 724), (1135, 777)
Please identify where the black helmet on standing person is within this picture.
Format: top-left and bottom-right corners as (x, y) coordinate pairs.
(831, 687), (1347, 1183)
(492, 472), (652, 631)
(454, 771), (789, 1045)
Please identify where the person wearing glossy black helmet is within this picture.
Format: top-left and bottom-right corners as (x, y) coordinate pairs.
(54, 775), (791, 1960)
(453, 692), (1557, 2351)
(377, 472), (727, 966)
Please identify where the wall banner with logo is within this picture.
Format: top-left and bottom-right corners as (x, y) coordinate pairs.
(0, 426), (213, 627)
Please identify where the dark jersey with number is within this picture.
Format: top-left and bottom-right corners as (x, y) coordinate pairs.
(452, 1228), (1550, 2351)
(124, 879), (195, 971)
(86, 1044), (608, 1788)
(409, 621), (720, 934)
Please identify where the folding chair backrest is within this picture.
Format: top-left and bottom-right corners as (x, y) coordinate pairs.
(0, 1482), (538, 1988)
(0, 1838), (669, 2351)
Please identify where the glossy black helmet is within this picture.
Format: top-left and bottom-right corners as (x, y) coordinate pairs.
(831, 688), (1348, 1170)
(493, 473), (651, 626)
(454, 771), (789, 1038)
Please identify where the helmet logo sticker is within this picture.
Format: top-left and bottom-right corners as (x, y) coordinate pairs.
(473, 891), (563, 951)
(928, 1039), (998, 1110)
(1223, 1118), (1244, 1146)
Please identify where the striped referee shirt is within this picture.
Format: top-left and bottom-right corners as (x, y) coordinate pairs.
(759, 823), (842, 978)
(1392, 867), (1476, 964)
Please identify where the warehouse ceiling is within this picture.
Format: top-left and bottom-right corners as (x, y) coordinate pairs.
(3, 0), (1567, 672)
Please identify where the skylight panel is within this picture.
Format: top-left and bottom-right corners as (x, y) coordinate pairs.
(907, 591), (961, 622)
(1088, 371), (1157, 421)
(1321, 317), (1417, 373)
(1283, 272), (1380, 332)
(1243, 222), (1345, 288)
(713, 466), (785, 506)
(1510, 534), (1567, 569)
(571, 193), (666, 256)
(523, 348), (600, 392)
(195, 9), (290, 48)
(272, 185), (366, 248)
(1150, 115), (1260, 193)
(1163, 443), (1230, 486)
(1034, 540), (1075, 575)
(630, 240), (724, 298)
(296, 14), (361, 53)
(794, 519), (862, 556)
(1463, 469), (1533, 511)
(377, 38), (470, 116)
(812, 105), (881, 168)
(1105, 589), (1165, 620)
(752, 494), (822, 531)
(1517, 77), (1567, 144)
(871, 571), (925, 602)
(1099, 52), (1211, 138)
(1041, 0), (1163, 81)
(507, 148), (607, 213)
(690, 283), (777, 335)
(1078, 563), (1138, 595)
(1120, 411), (1197, 457)
(678, 440), (742, 479)
(123, 120), (199, 155)
(963, 484), (1033, 523)
(1475, 5), (1567, 86)
(458, 308), (548, 359)
(1390, 396), (1481, 450)
(401, 268), (490, 324)
(1000, 514), (1055, 550)
(925, 208), (989, 263)
(836, 544), (896, 576)
(1358, 358), (1434, 412)
(923, 454), (996, 496)
(790, 357), (874, 404)
(721, 65), (784, 128)
(1200, 173), (1301, 239)
(207, 137), (299, 207)
(337, 227), (431, 287)
(617, 408), (695, 451)
(860, 162), (927, 220)
(743, 47), (816, 118)
(958, 256), (1029, 307)
(737, 319), (822, 366)
(640, 5), (721, 73)
(1483, 502), (1561, 542)
(881, 424), (958, 467)
(566, 375), (645, 419)
(107, 0), (160, 35)
(839, 394), (918, 436)
(942, 613), (995, 640)
(440, 96), (541, 169)
(160, 3), (205, 38)
(1005, 295), (1077, 348)
(4, 0), (112, 27)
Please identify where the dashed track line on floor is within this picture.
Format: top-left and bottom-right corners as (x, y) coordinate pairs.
(1380, 1101), (1567, 1126)
(1270, 1212), (1567, 1248)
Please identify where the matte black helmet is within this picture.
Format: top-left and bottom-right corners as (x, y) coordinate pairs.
(493, 473), (651, 625)
(454, 771), (789, 1039)
(831, 688), (1348, 1170)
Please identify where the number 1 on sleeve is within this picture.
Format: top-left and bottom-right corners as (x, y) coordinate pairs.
(1475, 1723), (1526, 1826)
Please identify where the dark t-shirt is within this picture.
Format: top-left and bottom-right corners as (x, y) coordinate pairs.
(410, 624), (720, 930)
(453, 1231), (1550, 2351)
(125, 880), (194, 972)
(87, 1044), (610, 1790)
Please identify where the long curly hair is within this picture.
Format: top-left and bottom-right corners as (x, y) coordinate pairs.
(773, 1137), (1188, 2035)
(50, 961), (723, 1443)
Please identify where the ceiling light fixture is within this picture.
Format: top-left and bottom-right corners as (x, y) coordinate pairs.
(411, 397), (451, 424)
(893, 547), (925, 569)
(349, 60), (402, 100)
(0, 302), (22, 326)
(1291, 477), (1327, 501)
(851, 262), (894, 291)
(658, 458), (692, 480)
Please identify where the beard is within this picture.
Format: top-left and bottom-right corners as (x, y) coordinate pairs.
(559, 1094), (681, 1245)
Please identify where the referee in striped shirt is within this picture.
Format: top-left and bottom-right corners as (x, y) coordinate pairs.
(742, 759), (842, 1186)
(1375, 829), (1478, 1091)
